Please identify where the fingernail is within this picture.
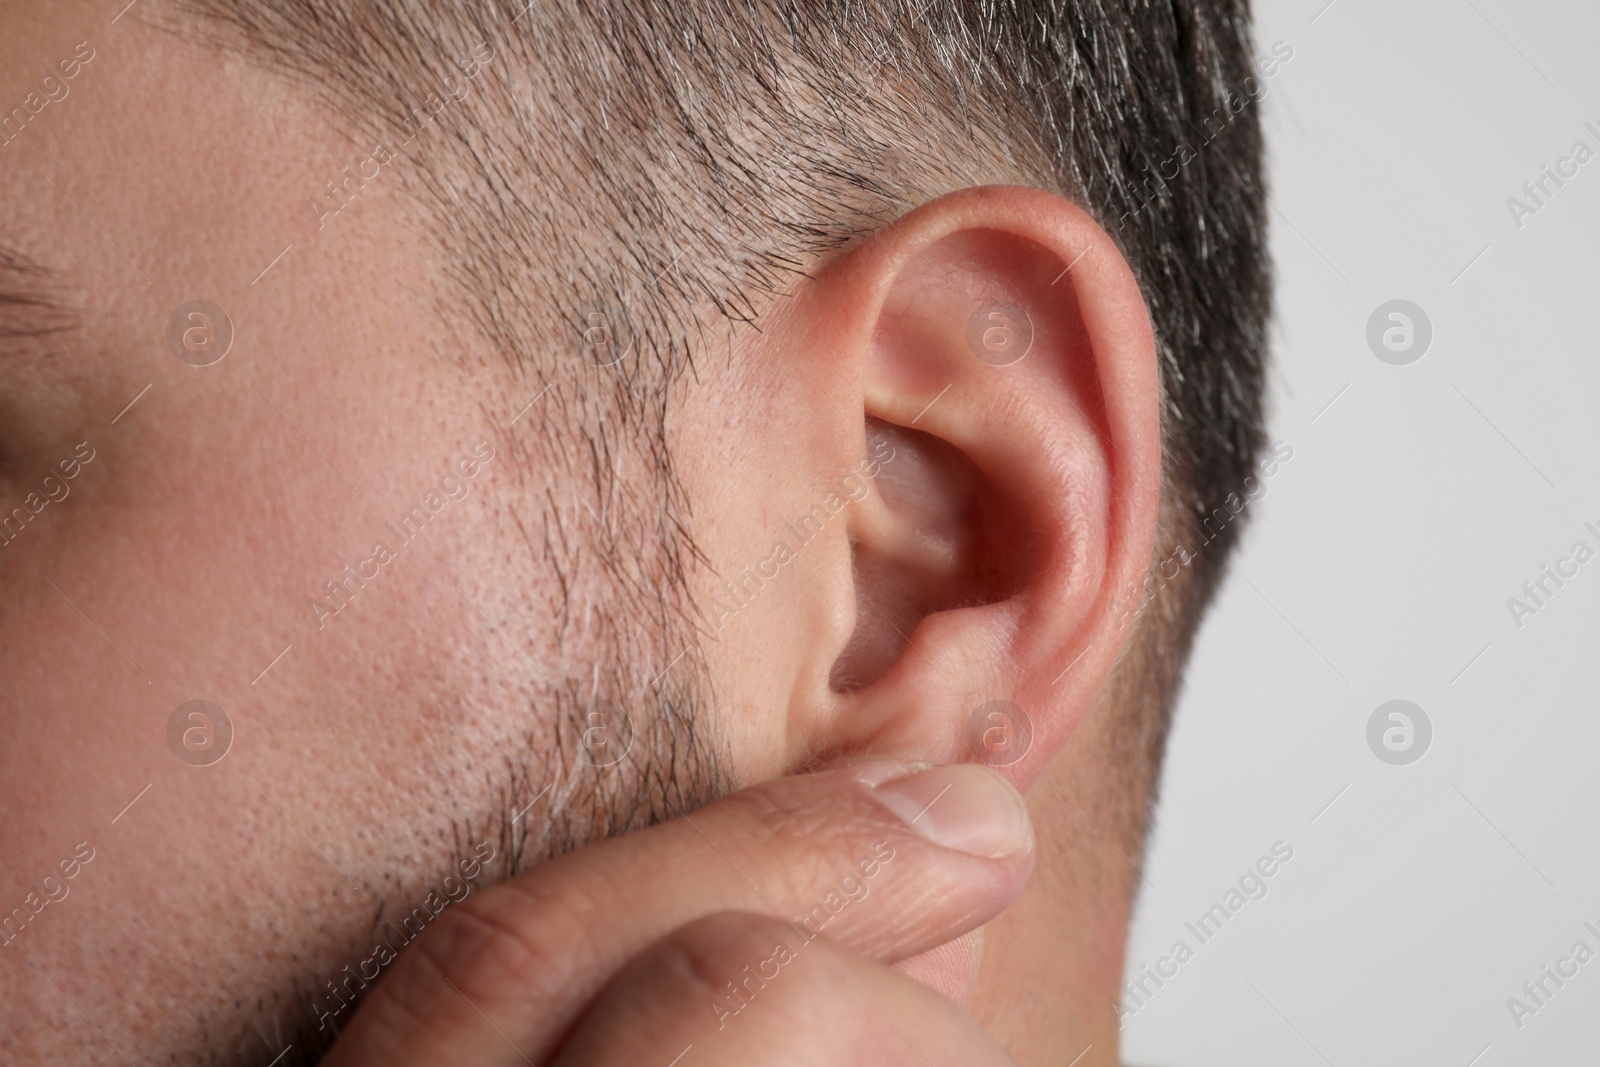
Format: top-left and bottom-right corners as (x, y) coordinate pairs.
(872, 764), (1032, 858)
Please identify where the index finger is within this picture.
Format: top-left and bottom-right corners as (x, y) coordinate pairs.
(323, 761), (1034, 1067)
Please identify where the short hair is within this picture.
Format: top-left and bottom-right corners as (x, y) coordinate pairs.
(183, 0), (1267, 845)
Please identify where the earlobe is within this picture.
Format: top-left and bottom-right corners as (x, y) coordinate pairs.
(797, 186), (1162, 790)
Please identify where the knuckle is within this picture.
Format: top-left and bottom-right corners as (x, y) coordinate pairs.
(663, 911), (786, 967)
(643, 915), (860, 1033)
(642, 912), (794, 1000)
(399, 878), (602, 1013)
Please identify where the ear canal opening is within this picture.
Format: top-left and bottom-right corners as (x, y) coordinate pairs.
(827, 418), (1038, 693)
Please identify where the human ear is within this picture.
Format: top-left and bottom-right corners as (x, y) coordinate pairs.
(777, 186), (1163, 790)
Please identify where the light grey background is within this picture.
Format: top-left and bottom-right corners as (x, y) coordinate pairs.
(1123, 1), (1600, 1063)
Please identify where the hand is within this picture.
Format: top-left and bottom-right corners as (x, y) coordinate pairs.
(323, 761), (1036, 1066)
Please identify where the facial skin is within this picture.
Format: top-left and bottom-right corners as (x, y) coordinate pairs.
(2, 5), (1163, 1065)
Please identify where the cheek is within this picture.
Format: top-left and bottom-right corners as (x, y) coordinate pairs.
(0, 37), (593, 1057)
(0, 269), (549, 1048)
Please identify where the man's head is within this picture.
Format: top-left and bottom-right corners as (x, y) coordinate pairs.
(0, 1), (1267, 1063)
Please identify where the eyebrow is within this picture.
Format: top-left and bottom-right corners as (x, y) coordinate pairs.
(0, 241), (77, 341)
